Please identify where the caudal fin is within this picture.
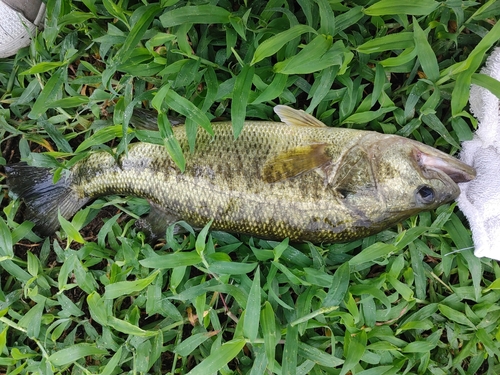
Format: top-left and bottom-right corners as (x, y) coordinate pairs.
(5, 163), (89, 236)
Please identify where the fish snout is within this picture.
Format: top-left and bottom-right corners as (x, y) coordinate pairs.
(414, 148), (476, 183)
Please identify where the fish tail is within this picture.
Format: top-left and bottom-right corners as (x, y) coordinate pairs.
(5, 163), (89, 235)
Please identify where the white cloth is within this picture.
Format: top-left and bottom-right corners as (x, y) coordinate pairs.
(458, 47), (500, 260)
(0, 1), (37, 58)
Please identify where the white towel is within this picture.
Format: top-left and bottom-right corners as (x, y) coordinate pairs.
(458, 47), (500, 260)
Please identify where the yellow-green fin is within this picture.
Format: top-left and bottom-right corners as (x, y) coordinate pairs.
(262, 143), (330, 183)
(274, 105), (327, 128)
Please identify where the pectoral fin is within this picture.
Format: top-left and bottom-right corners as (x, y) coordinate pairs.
(262, 143), (330, 183)
(274, 105), (327, 127)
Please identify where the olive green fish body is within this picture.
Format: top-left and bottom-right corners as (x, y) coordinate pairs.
(6, 106), (476, 242)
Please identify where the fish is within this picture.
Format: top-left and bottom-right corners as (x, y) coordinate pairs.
(5, 105), (476, 243)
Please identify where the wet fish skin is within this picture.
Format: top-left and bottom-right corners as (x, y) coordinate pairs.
(6, 106), (476, 242)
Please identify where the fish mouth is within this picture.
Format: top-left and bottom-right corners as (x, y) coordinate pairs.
(414, 148), (476, 183)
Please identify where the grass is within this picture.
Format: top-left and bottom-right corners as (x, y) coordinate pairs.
(1, 0), (500, 374)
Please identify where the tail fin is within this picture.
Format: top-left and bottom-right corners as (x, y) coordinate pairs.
(5, 163), (89, 236)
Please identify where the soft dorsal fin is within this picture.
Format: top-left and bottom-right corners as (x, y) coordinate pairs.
(274, 105), (327, 128)
(261, 143), (330, 183)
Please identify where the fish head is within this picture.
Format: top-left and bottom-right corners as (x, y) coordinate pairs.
(367, 135), (476, 218)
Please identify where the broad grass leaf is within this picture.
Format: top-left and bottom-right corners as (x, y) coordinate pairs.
(371, 63), (386, 106)
(315, 0), (335, 36)
(243, 268), (261, 341)
(175, 331), (218, 356)
(413, 20), (439, 81)
(160, 5), (230, 28)
(104, 270), (159, 299)
(87, 292), (109, 326)
(450, 21), (500, 114)
(343, 106), (397, 124)
(18, 301), (45, 338)
(298, 342), (344, 367)
(381, 47), (417, 68)
(471, 73), (500, 100)
(26, 252), (39, 277)
(396, 319), (434, 334)
(195, 220), (213, 255)
(363, 0), (439, 16)
(113, 4), (162, 63)
(274, 37), (345, 75)
(340, 330), (366, 375)
(282, 324), (299, 375)
(100, 347), (123, 375)
(75, 125), (130, 153)
(21, 61), (67, 75)
(186, 339), (246, 375)
(476, 328), (500, 358)
(231, 64), (255, 139)
(48, 343), (108, 366)
(261, 301), (279, 371)
(140, 252), (202, 269)
(349, 242), (396, 270)
(249, 347), (268, 375)
(108, 316), (158, 337)
(58, 212), (85, 245)
(29, 68), (64, 119)
(421, 114), (460, 148)
(307, 65), (339, 112)
(252, 73), (287, 104)
(335, 6), (364, 33)
(323, 262), (350, 307)
(45, 96), (90, 109)
(208, 261), (257, 275)
(357, 33), (414, 54)
(402, 340), (438, 353)
(438, 304), (475, 328)
(0, 218), (13, 258)
(164, 88), (214, 138)
(251, 24), (317, 65)
(0, 260), (32, 282)
(160, 114), (186, 173)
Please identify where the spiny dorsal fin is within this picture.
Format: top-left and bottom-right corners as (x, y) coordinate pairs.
(261, 143), (330, 183)
(274, 105), (327, 128)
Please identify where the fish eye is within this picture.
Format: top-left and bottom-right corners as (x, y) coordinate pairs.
(416, 185), (435, 204)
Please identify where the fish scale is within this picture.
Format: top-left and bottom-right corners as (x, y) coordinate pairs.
(6, 106), (476, 242)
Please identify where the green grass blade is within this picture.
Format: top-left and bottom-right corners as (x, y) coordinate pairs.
(113, 4), (161, 64)
(175, 331), (218, 357)
(140, 252), (202, 269)
(471, 73), (500, 99)
(323, 262), (350, 307)
(160, 5), (231, 28)
(282, 324), (299, 375)
(357, 33), (414, 54)
(186, 339), (246, 375)
(251, 24), (317, 65)
(104, 270), (159, 299)
(413, 19), (439, 81)
(231, 64), (255, 139)
(243, 268), (261, 341)
(28, 68), (64, 119)
(261, 301), (279, 371)
(363, 0), (439, 16)
(48, 343), (108, 366)
(0, 218), (14, 258)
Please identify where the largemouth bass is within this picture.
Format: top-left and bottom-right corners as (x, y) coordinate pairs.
(6, 106), (476, 242)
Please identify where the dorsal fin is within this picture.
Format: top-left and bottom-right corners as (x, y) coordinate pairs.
(274, 105), (327, 128)
(261, 143), (330, 183)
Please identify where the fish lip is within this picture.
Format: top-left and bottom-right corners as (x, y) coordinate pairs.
(414, 148), (477, 183)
